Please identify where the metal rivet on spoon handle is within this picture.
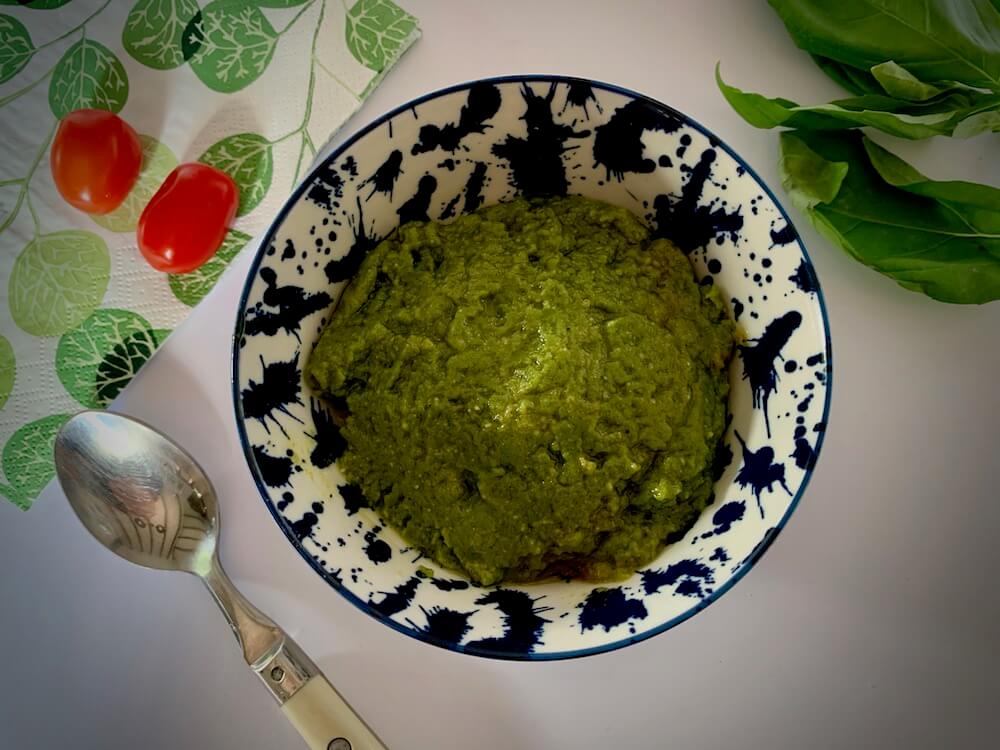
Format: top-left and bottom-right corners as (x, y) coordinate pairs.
(54, 411), (387, 750)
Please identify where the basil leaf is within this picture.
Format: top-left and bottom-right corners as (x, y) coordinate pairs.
(869, 61), (949, 101)
(778, 134), (848, 212)
(768, 0), (1000, 92)
(952, 109), (1000, 137)
(863, 137), (1000, 234)
(717, 65), (1000, 139)
(779, 130), (1000, 304)
(810, 54), (884, 96)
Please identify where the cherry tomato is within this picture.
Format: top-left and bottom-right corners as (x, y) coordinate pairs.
(137, 163), (239, 274)
(50, 109), (142, 215)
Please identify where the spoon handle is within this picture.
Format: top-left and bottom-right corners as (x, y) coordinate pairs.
(259, 636), (388, 750)
(202, 565), (386, 748)
(282, 672), (388, 750)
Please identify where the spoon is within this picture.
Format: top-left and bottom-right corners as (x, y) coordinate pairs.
(54, 410), (387, 750)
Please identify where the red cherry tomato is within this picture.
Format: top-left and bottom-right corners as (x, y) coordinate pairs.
(137, 163), (239, 274)
(50, 109), (142, 214)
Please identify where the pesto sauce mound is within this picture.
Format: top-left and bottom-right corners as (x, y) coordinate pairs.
(307, 196), (736, 586)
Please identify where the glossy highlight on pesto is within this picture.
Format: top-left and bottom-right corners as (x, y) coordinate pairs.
(307, 196), (736, 586)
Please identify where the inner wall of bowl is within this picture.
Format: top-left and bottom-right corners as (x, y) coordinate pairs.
(237, 79), (829, 657)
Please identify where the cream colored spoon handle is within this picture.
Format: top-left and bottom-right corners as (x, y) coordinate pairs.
(282, 675), (388, 750)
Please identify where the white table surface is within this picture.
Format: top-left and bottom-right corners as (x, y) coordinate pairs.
(3, 2), (999, 748)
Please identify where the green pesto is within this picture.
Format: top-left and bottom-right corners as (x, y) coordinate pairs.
(307, 196), (736, 586)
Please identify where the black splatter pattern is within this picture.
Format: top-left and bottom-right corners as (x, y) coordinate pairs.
(562, 80), (600, 118)
(737, 311), (802, 435)
(244, 266), (332, 340)
(769, 222), (796, 246)
(306, 162), (344, 211)
(701, 500), (745, 538)
(325, 199), (383, 283)
(396, 174), (437, 224)
(463, 161), (488, 213)
(492, 83), (589, 197)
(363, 149), (404, 199)
(420, 606), (474, 643)
(439, 192), (461, 220)
(642, 559), (714, 598)
(709, 547), (730, 564)
(368, 576), (421, 618)
(790, 259), (819, 293)
(734, 431), (791, 518)
(412, 82), (502, 154)
(241, 355), (303, 436)
(578, 587), (648, 632)
(652, 148), (744, 253)
(253, 445), (293, 488)
(466, 589), (549, 653)
(363, 529), (392, 564)
(732, 298), (744, 320)
(791, 425), (817, 470)
(290, 502), (323, 541)
(429, 577), (470, 592)
(339, 483), (368, 515)
(592, 99), (682, 180)
(308, 399), (346, 469)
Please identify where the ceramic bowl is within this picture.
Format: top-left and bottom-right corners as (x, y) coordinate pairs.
(232, 76), (832, 660)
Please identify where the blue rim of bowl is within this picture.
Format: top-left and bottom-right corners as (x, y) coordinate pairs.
(232, 74), (834, 661)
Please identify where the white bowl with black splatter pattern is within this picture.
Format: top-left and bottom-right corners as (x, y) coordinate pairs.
(233, 76), (832, 660)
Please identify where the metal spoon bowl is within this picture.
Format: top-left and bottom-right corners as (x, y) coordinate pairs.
(55, 411), (386, 750)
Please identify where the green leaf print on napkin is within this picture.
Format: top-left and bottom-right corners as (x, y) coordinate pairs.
(0, 336), (14, 411)
(0, 414), (70, 510)
(346, 0), (417, 73)
(9, 231), (110, 337)
(97, 329), (161, 404)
(92, 135), (178, 232)
(187, 1), (278, 93)
(169, 228), (251, 306)
(56, 309), (157, 408)
(0, 14), (33, 85)
(48, 38), (129, 118)
(198, 133), (272, 216)
(250, 1), (311, 6)
(122, 0), (200, 71)
(0, 1), (74, 8)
